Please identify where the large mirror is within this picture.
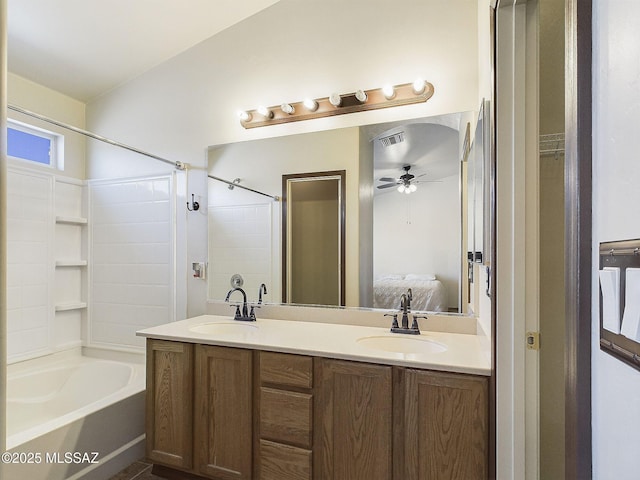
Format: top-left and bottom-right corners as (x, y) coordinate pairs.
(467, 99), (491, 265)
(207, 111), (478, 314)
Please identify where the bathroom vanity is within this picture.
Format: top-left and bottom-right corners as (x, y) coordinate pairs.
(138, 315), (490, 480)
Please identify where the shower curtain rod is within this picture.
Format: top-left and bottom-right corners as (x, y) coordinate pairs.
(8, 104), (185, 170)
(9, 103), (280, 200)
(207, 174), (280, 201)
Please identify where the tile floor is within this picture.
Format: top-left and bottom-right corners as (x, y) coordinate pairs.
(108, 460), (165, 480)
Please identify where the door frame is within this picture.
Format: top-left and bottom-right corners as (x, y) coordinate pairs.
(495, 1), (592, 477)
(564, 0), (592, 477)
(281, 170), (346, 306)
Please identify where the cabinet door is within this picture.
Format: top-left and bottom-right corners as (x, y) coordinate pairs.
(195, 345), (253, 480)
(314, 358), (392, 480)
(401, 369), (488, 480)
(146, 339), (193, 469)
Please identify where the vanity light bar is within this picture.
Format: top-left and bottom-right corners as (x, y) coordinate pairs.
(239, 80), (434, 129)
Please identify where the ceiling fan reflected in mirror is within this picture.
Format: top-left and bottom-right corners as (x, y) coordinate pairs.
(377, 165), (434, 194)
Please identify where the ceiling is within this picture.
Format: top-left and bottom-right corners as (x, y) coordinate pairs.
(7, 0), (280, 102)
(6, 0), (463, 188)
(361, 114), (462, 195)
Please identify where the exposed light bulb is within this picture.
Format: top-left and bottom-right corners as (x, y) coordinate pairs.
(257, 106), (274, 119)
(404, 188), (411, 194)
(303, 98), (319, 111)
(281, 103), (295, 115)
(355, 89), (367, 103)
(382, 84), (396, 99)
(329, 93), (342, 107)
(412, 78), (426, 94)
(409, 184), (417, 192)
(237, 110), (251, 122)
(397, 185), (405, 193)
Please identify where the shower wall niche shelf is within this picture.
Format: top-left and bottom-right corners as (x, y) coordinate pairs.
(54, 178), (88, 351)
(55, 302), (88, 312)
(55, 260), (88, 267)
(55, 215), (88, 225)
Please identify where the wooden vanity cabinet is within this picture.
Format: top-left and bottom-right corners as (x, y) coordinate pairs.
(313, 360), (488, 480)
(255, 351), (314, 480)
(255, 355), (396, 480)
(146, 339), (194, 470)
(314, 358), (393, 480)
(394, 368), (489, 480)
(146, 340), (488, 480)
(146, 340), (253, 480)
(195, 345), (253, 480)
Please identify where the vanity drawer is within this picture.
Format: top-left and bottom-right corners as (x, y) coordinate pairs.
(260, 387), (313, 448)
(259, 439), (312, 480)
(260, 351), (313, 389)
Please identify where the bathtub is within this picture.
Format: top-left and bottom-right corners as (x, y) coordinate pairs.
(3, 349), (146, 480)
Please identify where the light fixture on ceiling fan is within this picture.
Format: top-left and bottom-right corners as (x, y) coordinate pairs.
(377, 165), (427, 194)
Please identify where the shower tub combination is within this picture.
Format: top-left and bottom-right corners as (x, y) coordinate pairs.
(4, 350), (145, 480)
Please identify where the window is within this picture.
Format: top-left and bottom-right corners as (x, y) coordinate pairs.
(7, 121), (60, 168)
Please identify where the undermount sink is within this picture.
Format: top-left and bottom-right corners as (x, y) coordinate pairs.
(189, 322), (259, 335)
(356, 335), (447, 354)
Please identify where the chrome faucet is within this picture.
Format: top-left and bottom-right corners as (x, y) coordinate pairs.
(400, 293), (411, 329)
(258, 283), (267, 304)
(250, 284), (268, 319)
(225, 287), (254, 321)
(384, 290), (424, 334)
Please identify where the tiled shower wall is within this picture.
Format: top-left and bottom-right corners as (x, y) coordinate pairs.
(89, 175), (175, 350)
(6, 168), (176, 362)
(6, 168), (53, 362)
(208, 204), (272, 302)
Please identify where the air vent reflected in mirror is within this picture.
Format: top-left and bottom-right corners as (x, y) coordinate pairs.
(379, 131), (405, 147)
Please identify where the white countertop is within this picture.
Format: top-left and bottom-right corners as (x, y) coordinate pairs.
(137, 315), (491, 376)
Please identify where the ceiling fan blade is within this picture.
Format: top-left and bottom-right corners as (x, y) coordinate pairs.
(377, 183), (399, 189)
(378, 177), (398, 182)
(413, 173), (428, 179)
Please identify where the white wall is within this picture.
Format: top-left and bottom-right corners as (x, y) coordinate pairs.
(593, 2), (640, 477)
(86, 0), (480, 152)
(85, 0), (480, 317)
(1, 0), (7, 454)
(7, 73), (86, 180)
(373, 173), (460, 309)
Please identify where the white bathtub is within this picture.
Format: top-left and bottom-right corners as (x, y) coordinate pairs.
(3, 349), (146, 480)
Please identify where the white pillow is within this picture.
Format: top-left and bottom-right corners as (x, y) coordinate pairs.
(376, 274), (405, 280)
(405, 273), (437, 281)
